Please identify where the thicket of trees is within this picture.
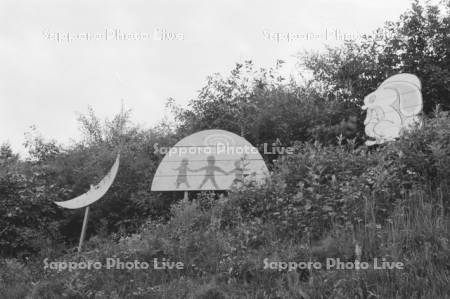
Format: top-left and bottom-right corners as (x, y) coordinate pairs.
(1, 1), (449, 297)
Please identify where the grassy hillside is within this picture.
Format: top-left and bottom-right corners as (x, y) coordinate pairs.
(2, 112), (449, 298)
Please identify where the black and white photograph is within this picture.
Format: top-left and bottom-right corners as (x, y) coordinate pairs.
(0, 0), (449, 298)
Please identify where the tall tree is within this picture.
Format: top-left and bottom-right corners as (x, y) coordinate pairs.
(299, 0), (450, 113)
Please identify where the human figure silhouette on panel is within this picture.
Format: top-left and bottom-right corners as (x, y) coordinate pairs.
(194, 155), (227, 189)
(228, 159), (244, 186)
(173, 158), (192, 189)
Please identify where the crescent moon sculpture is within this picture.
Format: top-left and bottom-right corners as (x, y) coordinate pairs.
(54, 153), (120, 209)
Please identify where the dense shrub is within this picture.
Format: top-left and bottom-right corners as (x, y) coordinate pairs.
(2, 109), (450, 298)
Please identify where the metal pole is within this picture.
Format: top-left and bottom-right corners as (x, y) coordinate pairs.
(77, 206), (90, 253)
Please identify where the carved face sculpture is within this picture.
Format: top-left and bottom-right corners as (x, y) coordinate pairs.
(362, 74), (423, 146)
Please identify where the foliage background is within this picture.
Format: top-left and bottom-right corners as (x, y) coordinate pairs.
(1, 1), (449, 298)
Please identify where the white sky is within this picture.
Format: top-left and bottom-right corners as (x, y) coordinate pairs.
(0, 0), (414, 155)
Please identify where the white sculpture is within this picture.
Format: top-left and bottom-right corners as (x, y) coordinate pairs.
(54, 153), (120, 209)
(362, 73), (423, 146)
(54, 152), (121, 253)
(151, 129), (268, 191)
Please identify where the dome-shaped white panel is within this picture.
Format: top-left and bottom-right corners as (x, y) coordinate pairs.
(151, 129), (269, 191)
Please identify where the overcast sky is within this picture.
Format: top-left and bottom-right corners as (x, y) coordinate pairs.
(0, 0), (414, 155)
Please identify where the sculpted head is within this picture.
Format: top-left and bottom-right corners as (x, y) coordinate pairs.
(362, 74), (422, 145)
